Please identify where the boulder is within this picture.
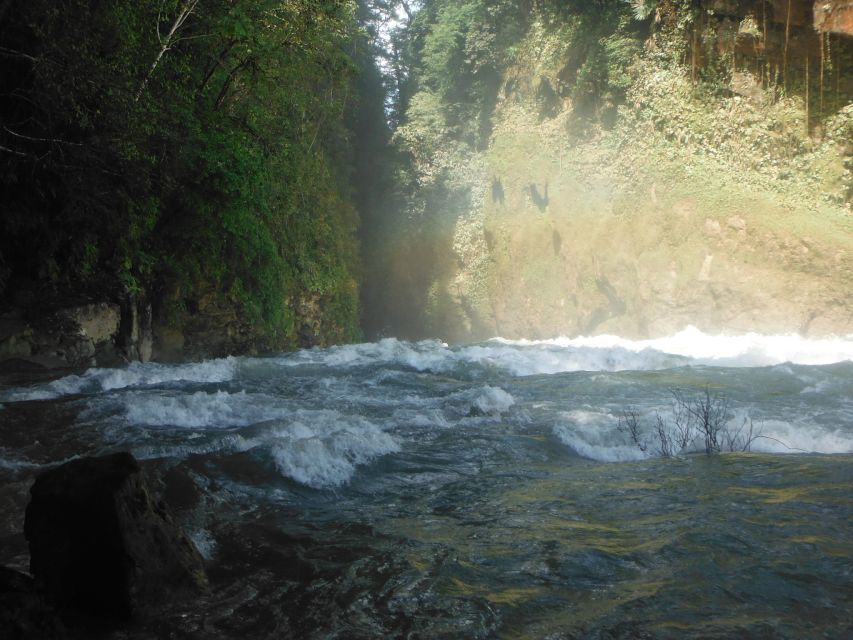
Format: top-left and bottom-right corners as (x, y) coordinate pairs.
(0, 566), (65, 640)
(24, 452), (206, 626)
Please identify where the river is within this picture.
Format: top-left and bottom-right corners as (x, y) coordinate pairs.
(1, 327), (851, 638)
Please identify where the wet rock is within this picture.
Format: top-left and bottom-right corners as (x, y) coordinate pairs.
(118, 295), (153, 363)
(0, 312), (32, 361)
(0, 566), (66, 640)
(0, 302), (123, 368)
(64, 303), (120, 345)
(24, 452), (207, 626)
(152, 325), (186, 362)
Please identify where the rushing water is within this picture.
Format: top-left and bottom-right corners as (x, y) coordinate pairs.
(1, 326), (852, 638)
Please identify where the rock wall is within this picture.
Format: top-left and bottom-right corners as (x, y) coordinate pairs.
(0, 284), (341, 369)
(0, 302), (134, 370)
(0, 298), (156, 371)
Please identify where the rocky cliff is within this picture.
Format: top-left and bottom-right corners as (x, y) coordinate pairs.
(372, 0), (853, 342)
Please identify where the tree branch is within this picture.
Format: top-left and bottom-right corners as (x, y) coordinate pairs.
(0, 143), (35, 158)
(0, 46), (38, 63)
(3, 127), (85, 147)
(135, 0), (200, 102)
(214, 57), (252, 110)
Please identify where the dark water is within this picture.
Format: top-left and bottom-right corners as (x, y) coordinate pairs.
(1, 331), (852, 638)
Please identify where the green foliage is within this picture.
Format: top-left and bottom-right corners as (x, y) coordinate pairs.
(404, 0), (527, 147)
(0, 0), (367, 347)
(627, 0), (658, 20)
(396, 0), (644, 149)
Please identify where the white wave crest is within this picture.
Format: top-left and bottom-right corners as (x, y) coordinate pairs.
(121, 390), (289, 428)
(495, 326), (853, 370)
(265, 338), (454, 372)
(748, 419), (853, 455)
(472, 386), (515, 415)
(554, 406), (853, 463)
(259, 327), (853, 378)
(130, 433), (256, 461)
(0, 453), (38, 472)
(126, 408), (400, 489)
(456, 343), (685, 376)
(391, 408), (450, 428)
(553, 410), (649, 462)
(0, 357), (238, 401)
(270, 412), (400, 489)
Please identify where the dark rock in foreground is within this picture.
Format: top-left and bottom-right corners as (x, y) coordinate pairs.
(24, 452), (206, 626)
(0, 566), (65, 640)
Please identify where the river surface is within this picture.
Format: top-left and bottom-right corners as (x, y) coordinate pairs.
(1, 327), (852, 639)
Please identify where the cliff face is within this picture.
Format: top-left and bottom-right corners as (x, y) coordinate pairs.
(373, 1), (853, 342)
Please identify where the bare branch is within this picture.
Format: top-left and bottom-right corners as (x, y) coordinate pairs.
(0, 46), (38, 63)
(214, 57), (253, 110)
(3, 127), (85, 147)
(622, 389), (794, 458)
(752, 435), (808, 453)
(0, 143), (35, 158)
(654, 413), (673, 457)
(173, 33), (213, 44)
(618, 409), (647, 453)
(197, 40), (236, 96)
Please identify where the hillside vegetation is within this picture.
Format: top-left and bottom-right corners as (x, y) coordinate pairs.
(2, 0), (850, 361)
(0, 0), (382, 356)
(365, 0), (853, 341)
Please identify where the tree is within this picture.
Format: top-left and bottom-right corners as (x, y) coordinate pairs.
(0, 0), (373, 349)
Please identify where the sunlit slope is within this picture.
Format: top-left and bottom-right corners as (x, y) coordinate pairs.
(382, 17), (853, 342)
(474, 101), (852, 340)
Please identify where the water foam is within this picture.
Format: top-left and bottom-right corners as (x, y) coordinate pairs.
(261, 327), (853, 379)
(0, 451), (38, 472)
(116, 404), (400, 489)
(495, 326), (853, 370)
(456, 343), (686, 375)
(554, 405), (853, 462)
(0, 357), (238, 401)
(188, 528), (217, 560)
(266, 338), (453, 372)
(269, 411), (400, 489)
(121, 390), (290, 428)
(472, 386), (516, 415)
(748, 419), (853, 455)
(553, 410), (649, 462)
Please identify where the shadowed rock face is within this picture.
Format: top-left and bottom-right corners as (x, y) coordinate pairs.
(24, 452), (206, 627)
